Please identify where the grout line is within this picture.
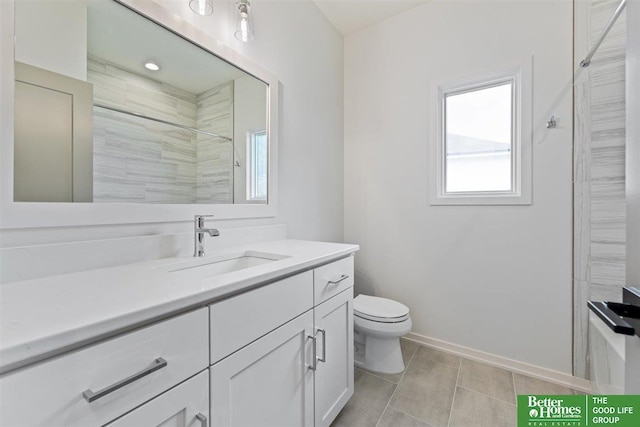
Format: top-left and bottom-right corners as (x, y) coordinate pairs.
(359, 368), (401, 386)
(375, 343), (418, 427)
(454, 358), (519, 405)
(446, 357), (463, 427)
(456, 385), (518, 407)
(392, 408), (433, 426)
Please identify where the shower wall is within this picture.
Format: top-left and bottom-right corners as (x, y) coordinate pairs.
(196, 82), (234, 204)
(574, 0), (627, 379)
(89, 56), (233, 204)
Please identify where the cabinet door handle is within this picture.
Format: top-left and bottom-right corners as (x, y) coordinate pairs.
(82, 357), (168, 402)
(316, 328), (327, 363)
(196, 412), (208, 427)
(307, 334), (317, 371)
(328, 274), (349, 285)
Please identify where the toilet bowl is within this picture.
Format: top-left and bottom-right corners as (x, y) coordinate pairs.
(353, 294), (412, 374)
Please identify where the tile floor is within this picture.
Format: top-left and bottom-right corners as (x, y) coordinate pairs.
(331, 339), (583, 427)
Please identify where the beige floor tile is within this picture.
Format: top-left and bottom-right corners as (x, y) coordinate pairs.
(377, 407), (434, 427)
(413, 345), (461, 369)
(513, 373), (576, 396)
(331, 369), (396, 427)
(457, 359), (515, 404)
(448, 387), (517, 427)
(389, 355), (459, 426)
(368, 338), (419, 384)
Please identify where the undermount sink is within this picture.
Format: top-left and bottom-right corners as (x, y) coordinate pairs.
(168, 251), (289, 277)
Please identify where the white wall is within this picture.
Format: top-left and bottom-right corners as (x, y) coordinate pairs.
(1, 0), (344, 247)
(233, 75), (267, 203)
(14, 0), (87, 81)
(344, 0), (574, 373)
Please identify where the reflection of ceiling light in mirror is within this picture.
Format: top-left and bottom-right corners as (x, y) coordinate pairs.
(234, 0), (254, 42)
(189, 0), (213, 16)
(144, 62), (160, 71)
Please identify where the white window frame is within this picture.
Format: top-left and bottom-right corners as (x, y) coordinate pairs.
(246, 129), (267, 201)
(429, 58), (532, 205)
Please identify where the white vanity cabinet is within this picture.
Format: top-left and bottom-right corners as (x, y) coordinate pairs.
(313, 288), (354, 427)
(209, 256), (355, 427)
(107, 370), (209, 427)
(0, 308), (209, 427)
(0, 249), (357, 427)
(210, 310), (316, 426)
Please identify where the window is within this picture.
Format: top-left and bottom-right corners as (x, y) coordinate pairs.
(430, 60), (532, 205)
(247, 129), (267, 201)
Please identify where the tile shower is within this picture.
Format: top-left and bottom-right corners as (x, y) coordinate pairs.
(89, 56), (234, 204)
(574, 0), (627, 378)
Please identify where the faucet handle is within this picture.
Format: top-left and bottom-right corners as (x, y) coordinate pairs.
(195, 214), (215, 228)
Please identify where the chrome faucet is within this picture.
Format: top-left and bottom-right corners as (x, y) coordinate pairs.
(194, 215), (220, 257)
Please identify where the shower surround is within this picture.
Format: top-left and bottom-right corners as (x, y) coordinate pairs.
(574, 0), (627, 379)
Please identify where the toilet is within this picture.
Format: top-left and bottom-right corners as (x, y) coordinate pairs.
(353, 294), (412, 374)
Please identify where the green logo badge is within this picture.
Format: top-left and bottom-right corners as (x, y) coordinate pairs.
(517, 395), (640, 426)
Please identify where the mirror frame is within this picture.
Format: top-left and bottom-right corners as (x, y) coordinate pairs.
(0, 0), (279, 229)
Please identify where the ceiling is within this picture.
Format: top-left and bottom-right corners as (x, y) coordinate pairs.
(87, 0), (250, 94)
(311, 0), (429, 36)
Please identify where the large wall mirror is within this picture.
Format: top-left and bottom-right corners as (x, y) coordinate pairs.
(0, 0), (278, 227)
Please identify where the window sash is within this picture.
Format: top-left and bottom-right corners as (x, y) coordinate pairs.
(442, 78), (516, 195)
(429, 58), (532, 206)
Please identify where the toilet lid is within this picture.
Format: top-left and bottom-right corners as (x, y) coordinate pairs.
(354, 294), (410, 323)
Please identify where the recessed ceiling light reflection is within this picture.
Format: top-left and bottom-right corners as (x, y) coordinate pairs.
(144, 62), (160, 71)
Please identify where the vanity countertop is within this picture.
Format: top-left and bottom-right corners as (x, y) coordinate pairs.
(0, 239), (359, 374)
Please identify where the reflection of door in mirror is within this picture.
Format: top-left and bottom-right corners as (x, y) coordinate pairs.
(14, 62), (93, 202)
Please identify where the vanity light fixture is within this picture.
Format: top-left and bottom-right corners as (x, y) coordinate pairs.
(234, 0), (254, 42)
(189, 0), (213, 16)
(144, 62), (160, 71)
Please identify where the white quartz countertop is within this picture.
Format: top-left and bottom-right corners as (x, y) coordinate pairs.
(0, 239), (359, 373)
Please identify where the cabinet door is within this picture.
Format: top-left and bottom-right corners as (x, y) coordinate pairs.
(210, 311), (314, 427)
(107, 370), (208, 427)
(314, 288), (354, 427)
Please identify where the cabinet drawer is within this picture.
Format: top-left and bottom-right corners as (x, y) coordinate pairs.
(210, 271), (313, 364)
(107, 370), (209, 427)
(0, 308), (208, 427)
(314, 256), (354, 305)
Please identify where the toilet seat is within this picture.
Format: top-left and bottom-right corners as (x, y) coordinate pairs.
(354, 294), (410, 323)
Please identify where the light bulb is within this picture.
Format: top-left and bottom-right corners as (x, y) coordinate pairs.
(234, 0), (254, 42)
(189, 0), (213, 16)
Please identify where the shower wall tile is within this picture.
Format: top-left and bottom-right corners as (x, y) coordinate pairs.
(573, 279), (590, 380)
(573, 0), (626, 379)
(88, 56), (234, 204)
(196, 82), (234, 204)
(573, 0), (592, 379)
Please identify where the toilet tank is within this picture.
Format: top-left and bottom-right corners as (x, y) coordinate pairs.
(589, 312), (625, 394)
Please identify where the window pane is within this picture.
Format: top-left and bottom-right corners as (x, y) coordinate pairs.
(249, 130), (267, 200)
(444, 82), (512, 193)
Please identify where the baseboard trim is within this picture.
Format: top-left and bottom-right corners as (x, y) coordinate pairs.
(405, 332), (592, 393)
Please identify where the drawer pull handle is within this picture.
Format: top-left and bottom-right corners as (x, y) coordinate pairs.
(328, 274), (349, 285)
(196, 412), (208, 427)
(316, 328), (327, 364)
(82, 357), (168, 402)
(307, 334), (318, 371)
